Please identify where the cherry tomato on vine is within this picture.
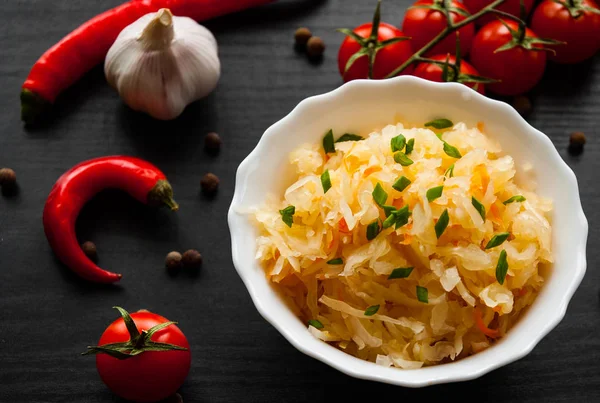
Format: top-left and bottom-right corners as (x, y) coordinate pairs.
(84, 307), (191, 403)
(531, 0), (600, 64)
(402, 0), (475, 56)
(338, 2), (413, 82)
(463, 0), (535, 26)
(413, 55), (489, 94)
(469, 20), (559, 95)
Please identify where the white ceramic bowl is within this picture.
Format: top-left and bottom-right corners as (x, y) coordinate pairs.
(227, 76), (588, 387)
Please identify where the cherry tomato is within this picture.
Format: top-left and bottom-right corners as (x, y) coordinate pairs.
(92, 309), (191, 403)
(469, 20), (547, 96)
(463, 0), (535, 26)
(413, 55), (487, 94)
(338, 22), (413, 82)
(531, 0), (600, 64)
(402, 0), (475, 56)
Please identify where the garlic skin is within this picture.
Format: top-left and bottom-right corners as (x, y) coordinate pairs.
(105, 9), (220, 120)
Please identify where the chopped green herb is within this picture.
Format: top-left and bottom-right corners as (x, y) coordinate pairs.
(372, 183), (388, 207)
(435, 209), (449, 239)
(503, 195), (526, 205)
(323, 129), (335, 154)
(335, 133), (363, 142)
(425, 118), (454, 130)
(382, 213), (396, 229)
(416, 286), (428, 303)
(495, 250), (509, 285)
(393, 176), (411, 192)
(485, 232), (510, 249)
(388, 267), (414, 279)
(366, 220), (381, 240)
(308, 319), (324, 329)
(383, 205), (397, 218)
(472, 197), (486, 221)
(391, 134), (406, 152)
(279, 205), (295, 228)
(405, 138), (415, 155)
(394, 205), (411, 229)
(327, 258), (343, 265)
(321, 170), (331, 194)
(394, 152), (414, 166)
(364, 305), (380, 316)
(444, 164), (455, 178)
(426, 186), (444, 202)
(443, 141), (462, 158)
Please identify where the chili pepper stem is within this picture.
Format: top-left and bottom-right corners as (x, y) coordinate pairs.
(20, 89), (49, 125)
(139, 8), (174, 51)
(148, 179), (179, 211)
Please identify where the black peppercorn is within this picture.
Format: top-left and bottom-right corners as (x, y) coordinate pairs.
(512, 95), (532, 117)
(200, 173), (219, 195)
(81, 241), (97, 262)
(294, 27), (312, 47)
(0, 168), (16, 188)
(307, 36), (325, 58)
(165, 251), (183, 271)
(182, 249), (202, 269)
(569, 131), (586, 155)
(204, 132), (222, 154)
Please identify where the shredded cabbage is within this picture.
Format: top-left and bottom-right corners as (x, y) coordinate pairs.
(251, 121), (552, 368)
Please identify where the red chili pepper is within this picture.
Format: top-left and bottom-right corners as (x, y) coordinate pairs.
(43, 156), (178, 284)
(21, 0), (275, 123)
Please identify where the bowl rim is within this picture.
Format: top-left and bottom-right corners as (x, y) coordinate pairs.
(227, 76), (588, 387)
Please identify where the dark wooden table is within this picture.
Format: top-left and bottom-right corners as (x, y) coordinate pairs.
(1, 1), (599, 402)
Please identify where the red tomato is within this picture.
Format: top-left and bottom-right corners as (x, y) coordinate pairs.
(463, 0), (535, 26)
(413, 55), (487, 94)
(94, 309), (191, 403)
(469, 20), (547, 96)
(338, 22), (413, 82)
(531, 0), (600, 64)
(402, 0), (475, 56)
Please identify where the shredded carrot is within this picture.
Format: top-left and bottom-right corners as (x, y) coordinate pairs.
(392, 198), (404, 209)
(519, 288), (528, 297)
(399, 234), (413, 245)
(363, 166), (381, 178)
(489, 202), (503, 225)
(470, 164), (490, 197)
(338, 218), (350, 233)
(473, 307), (500, 338)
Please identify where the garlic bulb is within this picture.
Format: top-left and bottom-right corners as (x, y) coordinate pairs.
(105, 8), (220, 120)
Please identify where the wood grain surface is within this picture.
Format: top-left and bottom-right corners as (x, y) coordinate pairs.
(1, 1), (599, 402)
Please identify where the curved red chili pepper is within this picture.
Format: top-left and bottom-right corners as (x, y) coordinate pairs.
(21, 0), (275, 123)
(43, 156), (178, 284)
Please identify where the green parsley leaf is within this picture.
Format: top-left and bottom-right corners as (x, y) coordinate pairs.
(435, 209), (449, 239)
(445, 164), (455, 178)
(279, 205), (295, 228)
(366, 219), (381, 240)
(323, 129), (335, 154)
(382, 205), (397, 218)
(308, 319), (324, 329)
(391, 134), (406, 152)
(327, 258), (343, 265)
(426, 185), (444, 202)
(394, 205), (411, 229)
(425, 118), (454, 130)
(394, 152), (414, 166)
(364, 305), (380, 316)
(392, 176), (411, 192)
(388, 267), (414, 279)
(320, 170), (332, 194)
(503, 195), (526, 205)
(335, 133), (363, 142)
(405, 138), (415, 155)
(472, 197), (486, 221)
(495, 250), (509, 285)
(416, 286), (428, 303)
(372, 183), (388, 207)
(485, 232), (510, 249)
(443, 141), (462, 158)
